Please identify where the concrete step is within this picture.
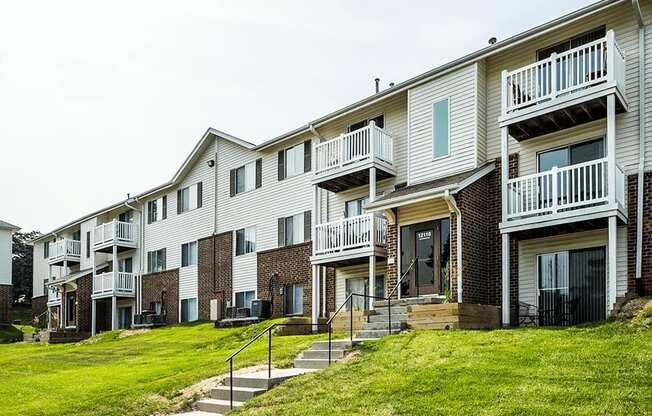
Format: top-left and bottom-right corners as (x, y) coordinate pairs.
(355, 329), (395, 339)
(302, 349), (345, 360)
(373, 296), (445, 308)
(174, 411), (220, 416)
(367, 313), (408, 323)
(211, 385), (266, 401)
(294, 358), (333, 369)
(360, 321), (406, 331)
(224, 368), (314, 389)
(309, 339), (356, 350)
(196, 398), (242, 414)
(373, 306), (408, 315)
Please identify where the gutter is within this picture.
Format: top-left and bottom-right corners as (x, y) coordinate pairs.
(443, 191), (463, 303)
(633, 0), (646, 294)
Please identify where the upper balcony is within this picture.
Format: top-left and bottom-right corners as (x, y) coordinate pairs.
(500, 30), (627, 141)
(48, 239), (81, 266)
(311, 213), (388, 266)
(46, 286), (61, 307)
(313, 122), (396, 192)
(93, 220), (137, 254)
(92, 271), (135, 298)
(501, 157), (626, 233)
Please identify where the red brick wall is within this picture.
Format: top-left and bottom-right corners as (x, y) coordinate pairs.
(76, 275), (92, 333)
(627, 172), (652, 296)
(0, 284), (12, 324)
(257, 242), (314, 318)
(386, 218), (399, 300)
(198, 232), (233, 320)
(31, 295), (48, 327)
(142, 268), (179, 324)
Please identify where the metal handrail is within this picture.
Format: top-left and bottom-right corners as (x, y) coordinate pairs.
(386, 258), (417, 300)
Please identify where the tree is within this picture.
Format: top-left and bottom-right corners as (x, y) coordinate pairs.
(12, 230), (40, 302)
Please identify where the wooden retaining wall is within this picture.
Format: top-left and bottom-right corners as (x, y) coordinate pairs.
(407, 303), (501, 330)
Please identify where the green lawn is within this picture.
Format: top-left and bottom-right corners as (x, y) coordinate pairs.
(0, 324), (35, 344)
(0, 320), (324, 416)
(233, 313), (652, 416)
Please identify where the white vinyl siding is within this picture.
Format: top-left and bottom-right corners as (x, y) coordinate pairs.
(518, 228), (627, 307)
(484, 2), (644, 176)
(408, 63), (479, 184)
(0, 229), (12, 285)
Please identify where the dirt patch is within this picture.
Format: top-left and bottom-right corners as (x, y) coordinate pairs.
(119, 328), (150, 339)
(614, 297), (652, 321)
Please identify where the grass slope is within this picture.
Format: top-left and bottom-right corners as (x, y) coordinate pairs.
(0, 324), (35, 344)
(0, 320), (323, 416)
(232, 318), (652, 415)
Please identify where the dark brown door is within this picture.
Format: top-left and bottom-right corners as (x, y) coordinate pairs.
(400, 221), (441, 297)
(66, 292), (77, 328)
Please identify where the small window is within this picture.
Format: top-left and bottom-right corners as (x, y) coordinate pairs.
(180, 298), (198, 322)
(86, 231), (91, 258)
(178, 183), (202, 214)
(235, 291), (255, 309)
(285, 284), (304, 315)
(147, 196), (167, 224)
(181, 241), (198, 267)
(345, 196), (369, 218)
(235, 227), (256, 256)
(432, 98), (449, 158)
(118, 257), (133, 273)
(147, 248), (166, 273)
(43, 241), (50, 259)
(285, 143), (305, 178)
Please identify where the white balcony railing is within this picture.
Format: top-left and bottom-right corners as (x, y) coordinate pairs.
(93, 220), (136, 248)
(48, 239), (81, 263)
(93, 271), (135, 296)
(506, 158), (625, 220)
(314, 122), (393, 175)
(47, 286), (61, 304)
(502, 30), (625, 116)
(314, 214), (388, 256)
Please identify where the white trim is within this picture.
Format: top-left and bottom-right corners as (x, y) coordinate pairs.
(431, 97), (451, 160)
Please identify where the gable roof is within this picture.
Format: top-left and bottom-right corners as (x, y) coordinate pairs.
(0, 219), (20, 232)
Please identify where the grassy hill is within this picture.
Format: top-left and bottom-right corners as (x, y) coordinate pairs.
(231, 308), (652, 416)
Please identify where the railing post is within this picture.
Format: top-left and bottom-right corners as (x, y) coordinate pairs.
(229, 359), (233, 410)
(369, 120), (376, 160)
(339, 133), (345, 168)
(328, 322), (332, 365)
(388, 296), (392, 336)
(551, 166), (558, 213)
(501, 70), (508, 115)
(268, 327), (272, 379)
(606, 30), (615, 81)
(350, 296), (353, 343)
(551, 52), (558, 99)
(339, 218), (344, 252)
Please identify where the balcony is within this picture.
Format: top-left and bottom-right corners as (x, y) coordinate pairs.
(46, 286), (61, 307)
(500, 30), (627, 140)
(93, 220), (137, 253)
(311, 213), (388, 266)
(313, 122), (395, 192)
(48, 239), (81, 266)
(92, 271), (135, 298)
(502, 158), (626, 232)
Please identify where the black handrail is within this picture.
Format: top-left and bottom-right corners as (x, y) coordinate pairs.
(387, 258), (417, 300)
(225, 322), (328, 409)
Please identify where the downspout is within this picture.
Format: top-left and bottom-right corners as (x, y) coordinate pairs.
(443, 190), (463, 303)
(633, 0), (646, 294)
(126, 198), (144, 314)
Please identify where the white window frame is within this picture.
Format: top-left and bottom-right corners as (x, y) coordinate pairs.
(235, 161), (257, 195)
(431, 97), (450, 160)
(181, 241), (198, 267)
(179, 297), (198, 323)
(284, 213), (304, 246)
(284, 143), (304, 178)
(235, 226), (256, 256)
(285, 283), (304, 316)
(234, 290), (256, 309)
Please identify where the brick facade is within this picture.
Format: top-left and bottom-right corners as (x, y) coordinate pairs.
(0, 284), (12, 325)
(197, 232), (233, 321)
(386, 219), (399, 300)
(142, 268), (180, 324)
(257, 242), (314, 318)
(627, 172), (652, 296)
(76, 275), (93, 333)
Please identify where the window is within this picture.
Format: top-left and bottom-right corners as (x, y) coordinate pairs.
(536, 26), (606, 60)
(345, 197), (369, 218)
(118, 210), (133, 223)
(285, 284), (304, 315)
(150, 301), (162, 315)
(432, 98), (450, 158)
(43, 279), (48, 297)
(178, 182), (202, 214)
(235, 291), (255, 309)
(86, 231), (91, 258)
(348, 114), (384, 132)
(231, 159), (261, 196)
(235, 227), (256, 255)
(278, 142), (311, 181)
(180, 298), (198, 322)
(181, 241), (198, 267)
(345, 276), (384, 311)
(147, 196), (167, 224)
(278, 211), (311, 247)
(118, 257), (133, 273)
(118, 306), (132, 329)
(537, 138), (604, 172)
(147, 248), (166, 273)
(43, 241), (50, 259)
(72, 230), (81, 241)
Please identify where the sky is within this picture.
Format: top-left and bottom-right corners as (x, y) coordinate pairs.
(0, 0), (594, 232)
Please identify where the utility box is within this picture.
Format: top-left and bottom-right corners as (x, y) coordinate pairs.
(210, 299), (223, 321)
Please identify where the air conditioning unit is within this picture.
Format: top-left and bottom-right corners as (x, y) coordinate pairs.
(225, 306), (237, 319)
(251, 299), (271, 319)
(236, 307), (251, 318)
(210, 299), (223, 321)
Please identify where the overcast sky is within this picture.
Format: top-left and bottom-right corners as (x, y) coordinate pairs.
(0, 0), (593, 232)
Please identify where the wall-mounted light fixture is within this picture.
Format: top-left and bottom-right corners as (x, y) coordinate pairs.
(207, 159), (215, 168)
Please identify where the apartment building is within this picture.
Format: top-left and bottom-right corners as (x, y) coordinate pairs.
(32, 0), (652, 337)
(1, 220), (19, 325)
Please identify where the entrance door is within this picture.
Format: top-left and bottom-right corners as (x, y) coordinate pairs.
(118, 306), (132, 329)
(400, 219), (450, 298)
(66, 292), (77, 327)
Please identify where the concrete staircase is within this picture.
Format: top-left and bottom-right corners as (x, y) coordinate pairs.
(355, 296), (444, 339)
(179, 339), (358, 415)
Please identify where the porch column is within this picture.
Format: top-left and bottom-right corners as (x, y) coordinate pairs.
(608, 216), (617, 315)
(607, 94), (616, 206)
(111, 296), (117, 330)
(91, 299), (96, 336)
(321, 266), (327, 318)
(500, 127), (509, 222)
(311, 265), (319, 332)
(60, 287), (66, 330)
(501, 233), (510, 327)
(47, 306), (52, 331)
